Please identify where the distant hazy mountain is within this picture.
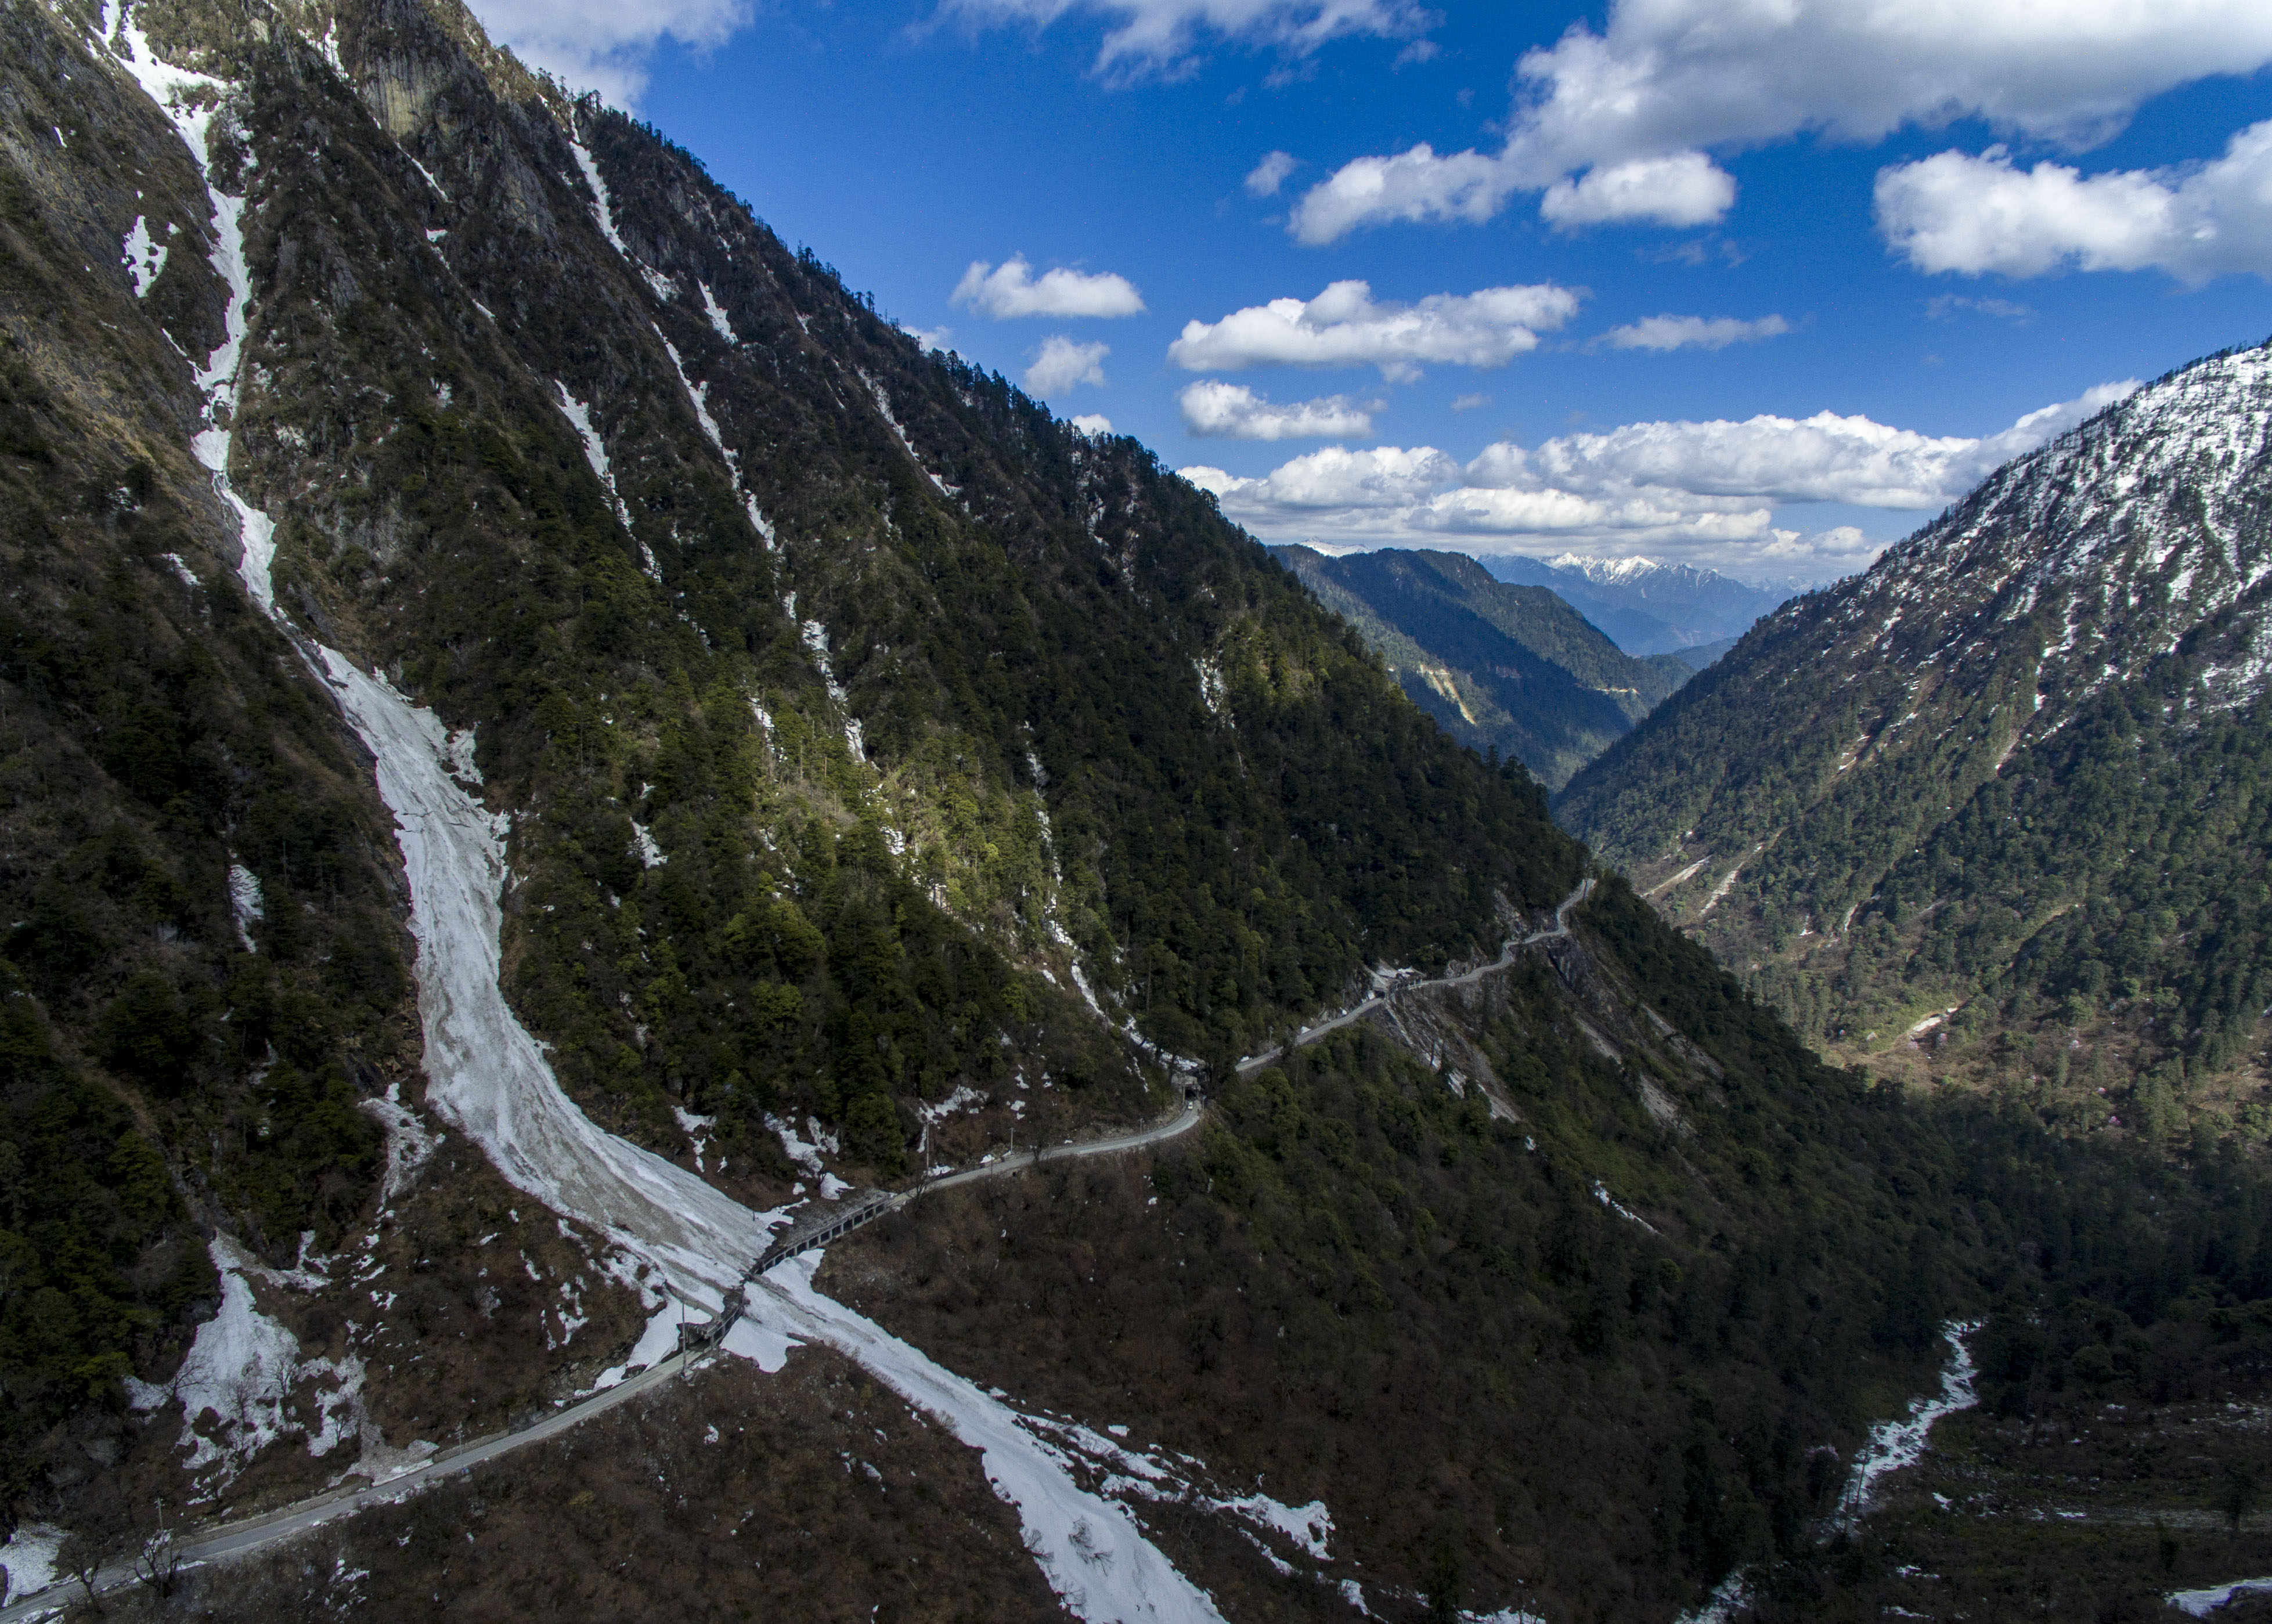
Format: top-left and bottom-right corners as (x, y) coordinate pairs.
(1484, 553), (1793, 657)
(1275, 546), (1693, 788)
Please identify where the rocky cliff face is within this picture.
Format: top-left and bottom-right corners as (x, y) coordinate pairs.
(1560, 342), (2272, 1135)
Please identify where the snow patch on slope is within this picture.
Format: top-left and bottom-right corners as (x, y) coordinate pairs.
(125, 1238), (360, 1489)
(107, 5), (276, 612)
(562, 132), (674, 301)
(798, 618), (864, 757)
(121, 213), (165, 295)
(2170, 1577), (2272, 1618)
(550, 381), (637, 537)
(657, 331), (777, 548)
(227, 860), (264, 950)
(0, 1524), (64, 1607)
(320, 649), (1225, 1621)
(859, 370), (955, 497)
(362, 1082), (436, 1208)
(1836, 1320), (1980, 1526)
(699, 282), (737, 344)
(773, 1256), (1226, 1622)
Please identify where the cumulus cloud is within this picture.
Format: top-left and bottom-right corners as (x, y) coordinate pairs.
(465, 0), (750, 102)
(1185, 444), (1460, 510)
(939, 0), (1435, 78)
(1539, 153), (1737, 229)
(1026, 336), (1110, 395)
(901, 324), (955, 352)
(1070, 413), (1115, 436)
(1246, 151), (1299, 196)
(1449, 392), (1492, 412)
(1167, 280), (1583, 381)
(1285, 0), (2272, 243)
(1178, 381), (1377, 439)
(1875, 123), (2272, 283)
(1599, 313), (1790, 352)
(953, 256), (1146, 319)
(1182, 380), (2137, 571)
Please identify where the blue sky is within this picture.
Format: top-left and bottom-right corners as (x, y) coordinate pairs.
(472, 0), (2272, 583)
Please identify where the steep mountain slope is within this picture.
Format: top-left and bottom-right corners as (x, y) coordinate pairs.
(1560, 341), (2272, 1141)
(12, 3), (2272, 1620)
(1275, 545), (1693, 788)
(0, 0), (1576, 1527)
(1487, 553), (1791, 657)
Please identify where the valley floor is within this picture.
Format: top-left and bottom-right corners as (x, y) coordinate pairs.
(1754, 1385), (2272, 1620)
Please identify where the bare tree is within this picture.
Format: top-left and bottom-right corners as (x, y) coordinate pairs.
(132, 1529), (181, 1598)
(56, 1528), (107, 1611)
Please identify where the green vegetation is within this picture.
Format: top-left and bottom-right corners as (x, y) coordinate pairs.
(1557, 373), (2272, 1146)
(0, 22), (420, 1508)
(0, 967), (211, 1511)
(848, 874), (2272, 1612)
(1275, 545), (1692, 788)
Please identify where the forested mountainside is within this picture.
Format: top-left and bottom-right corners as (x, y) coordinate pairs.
(1560, 341), (2272, 1147)
(1274, 545), (1692, 788)
(1485, 553), (1790, 658)
(8, 2), (2272, 1619)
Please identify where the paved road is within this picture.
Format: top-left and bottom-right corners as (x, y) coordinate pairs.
(0, 1341), (717, 1621)
(1234, 876), (1593, 1076)
(0, 878), (1593, 1619)
(924, 1091), (1205, 1193)
(0, 1102), (1210, 1620)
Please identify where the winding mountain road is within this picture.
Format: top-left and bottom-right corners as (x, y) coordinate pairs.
(0, 878), (1595, 1622)
(1232, 876), (1594, 1076)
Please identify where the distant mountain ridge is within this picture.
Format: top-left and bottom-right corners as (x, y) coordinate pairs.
(1557, 338), (2272, 1143)
(1274, 545), (1693, 788)
(1484, 553), (1793, 656)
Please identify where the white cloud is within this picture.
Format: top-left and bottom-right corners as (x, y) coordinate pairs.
(1167, 280), (1583, 381)
(1182, 380), (2137, 571)
(1600, 313), (1791, 352)
(1070, 413), (1116, 436)
(1026, 336), (1111, 395)
(1925, 294), (2036, 323)
(1286, 0), (2272, 243)
(1449, 392), (1492, 412)
(1539, 153), (1736, 229)
(901, 324), (955, 352)
(1185, 444), (1460, 510)
(1744, 525), (1882, 576)
(1287, 142), (1510, 243)
(464, 0), (750, 102)
(940, 0), (1434, 78)
(1483, 381), (2137, 507)
(1875, 123), (2272, 283)
(1246, 150), (1299, 196)
(953, 256), (1146, 319)
(1178, 381), (1377, 439)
